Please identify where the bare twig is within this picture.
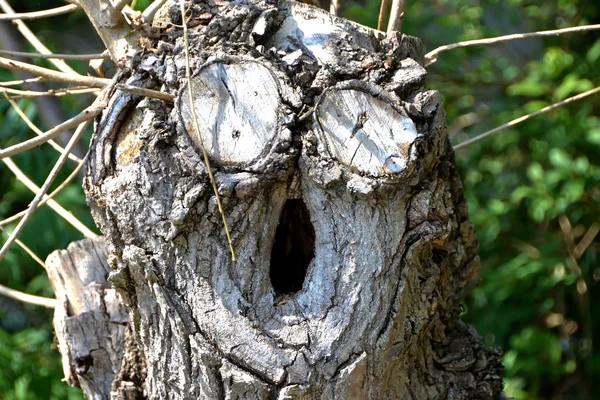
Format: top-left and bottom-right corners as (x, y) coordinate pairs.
(329, 0), (340, 16)
(180, 0), (236, 261)
(0, 120), (92, 263)
(0, 100), (105, 160)
(0, 283), (57, 308)
(387, 0), (406, 33)
(3, 87), (99, 99)
(0, 227), (45, 267)
(0, 77), (43, 87)
(116, 83), (175, 102)
(0, 49), (108, 60)
(0, 0), (79, 75)
(0, 56), (111, 88)
(0, 4), (79, 21)
(0, 155), (87, 228)
(573, 223), (600, 260)
(142, 0), (168, 23)
(453, 86), (600, 150)
(1, 86), (99, 99)
(378, 0), (391, 31)
(3, 93), (83, 163)
(425, 24), (600, 66)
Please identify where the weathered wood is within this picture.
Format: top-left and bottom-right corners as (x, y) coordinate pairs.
(47, 238), (145, 400)
(73, 1), (506, 399)
(179, 61), (289, 167)
(315, 85), (418, 175)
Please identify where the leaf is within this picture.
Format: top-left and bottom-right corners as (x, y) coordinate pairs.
(507, 80), (550, 97)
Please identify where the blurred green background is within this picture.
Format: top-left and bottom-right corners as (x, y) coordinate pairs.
(0, 0), (599, 399)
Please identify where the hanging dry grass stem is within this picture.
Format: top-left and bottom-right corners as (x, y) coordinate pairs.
(179, 0), (236, 261)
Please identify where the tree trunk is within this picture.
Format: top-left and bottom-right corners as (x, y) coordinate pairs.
(51, 0), (505, 398)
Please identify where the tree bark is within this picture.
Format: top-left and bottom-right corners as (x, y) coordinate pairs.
(47, 238), (145, 400)
(52, 0), (506, 398)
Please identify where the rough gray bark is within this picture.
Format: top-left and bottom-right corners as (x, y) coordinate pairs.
(71, 0), (505, 398)
(47, 238), (145, 400)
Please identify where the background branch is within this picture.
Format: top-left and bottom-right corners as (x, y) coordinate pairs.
(3, 93), (83, 163)
(0, 0), (79, 75)
(0, 4), (79, 21)
(387, 0), (406, 33)
(0, 49), (108, 60)
(453, 86), (600, 149)
(0, 119), (92, 263)
(425, 24), (600, 66)
(0, 156), (87, 228)
(0, 282), (57, 308)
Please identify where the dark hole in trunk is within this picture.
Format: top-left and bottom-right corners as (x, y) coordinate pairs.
(270, 199), (315, 295)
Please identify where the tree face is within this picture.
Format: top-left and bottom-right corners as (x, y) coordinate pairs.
(79, 1), (504, 398)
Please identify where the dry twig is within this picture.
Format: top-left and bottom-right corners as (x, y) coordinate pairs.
(3, 92), (83, 163)
(0, 56), (110, 88)
(0, 4), (78, 20)
(0, 99), (105, 160)
(0, 227), (45, 267)
(0, 0), (79, 75)
(0, 119), (93, 263)
(0, 49), (108, 60)
(330, 0), (340, 16)
(453, 86), (600, 150)
(0, 77), (43, 87)
(425, 24), (600, 66)
(142, 0), (168, 23)
(378, 0), (391, 31)
(117, 83), (175, 102)
(387, 0), (406, 33)
(1, 86), (99, 99)
(180, 0), (236, 261)
(0, 156), (87, 228)
(0, 282), (57, 308)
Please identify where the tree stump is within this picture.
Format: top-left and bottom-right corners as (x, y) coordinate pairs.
(78, 0), (505, 398)
(46, 238), (145, 400)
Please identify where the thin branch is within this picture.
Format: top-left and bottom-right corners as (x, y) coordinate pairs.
(329, 0), (340, 16)
(0, 227), (45, 267)
(0, 120), (93, 263)
(0, 56), (111, 88)
(0, 49), (108, 60)
(573, 223), (600, 260)
(0, 4), (79, 21)
(0, 155), (87, 228)
(453, 86), (600, 150)
(0, 0), (79, 75)
(0, 99), (105, 160)
(180, 0), (236, 261)
(0, 76), (43, 87)
(387, 0), (406, 33)
(142, 0), (168, 23)
(113, 0), (131, 15)
(116, 83), (175, 102)
(3, 93), (83, 163)
(77, 0), (139, 63)
(378, 0), (391, 31)
(425, 24), (600, 66)
(1, 86), (100, 99)
(0, 283), (57, 308)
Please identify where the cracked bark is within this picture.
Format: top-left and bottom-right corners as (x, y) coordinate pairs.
(52, 0), (506, 398)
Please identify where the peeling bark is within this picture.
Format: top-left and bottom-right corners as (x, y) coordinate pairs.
(54, 0), (509, 398)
